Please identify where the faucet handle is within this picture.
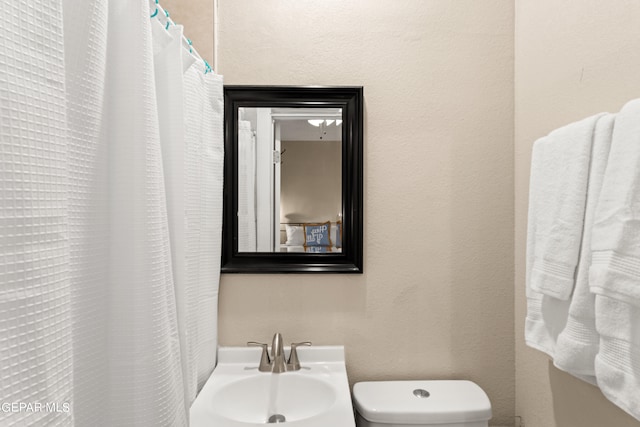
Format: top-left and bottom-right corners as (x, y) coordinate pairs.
(287, 341), (312, 371)
(247, 342), (271, 372)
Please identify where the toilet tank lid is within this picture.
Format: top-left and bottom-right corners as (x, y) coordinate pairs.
(353, 380), (492, 425)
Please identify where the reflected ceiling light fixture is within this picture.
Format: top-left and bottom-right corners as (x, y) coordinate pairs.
(308, 119), (341, 127)
(306, 118), (342, 140)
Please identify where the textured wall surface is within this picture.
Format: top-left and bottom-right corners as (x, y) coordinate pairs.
(280, 140), (342, 224)
(515, 1), (640, 425)
(216, 1), (514, 425)
(160, 0), (214, 64)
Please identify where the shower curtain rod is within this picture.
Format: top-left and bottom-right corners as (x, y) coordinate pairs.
(150, 0), (213, 74)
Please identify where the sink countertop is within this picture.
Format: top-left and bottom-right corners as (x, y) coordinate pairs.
(191, 345), (356, 427)
(217, 345), (347, 365)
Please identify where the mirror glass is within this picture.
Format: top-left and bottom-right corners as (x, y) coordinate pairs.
(222, 86), (363, 274)
(237, 107), (343, 253)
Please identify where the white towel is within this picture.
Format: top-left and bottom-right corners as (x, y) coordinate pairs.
(529, 114), (606, 300)
(590, 99), (640, 306)
(590, 99), (640, 421)
(525, 113), (606, 357)
(524, 292), (570, 359)
(594, 296), (640, 421)
(554, 114), (616, 382)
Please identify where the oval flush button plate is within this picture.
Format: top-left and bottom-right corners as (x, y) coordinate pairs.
(413, 389), (430, 398)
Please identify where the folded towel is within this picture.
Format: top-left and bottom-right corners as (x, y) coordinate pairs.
(525, 114), (606, 357)
(590, 99), (640, 307)
(524, 292), (570, 358)
(589, 99), (640, 421)
(529, 113), (606, 300)
(594, 295), (640, 421)
(554, 114), (616, 380)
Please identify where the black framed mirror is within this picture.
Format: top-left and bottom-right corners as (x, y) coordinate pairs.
(222, 86), (363, 273)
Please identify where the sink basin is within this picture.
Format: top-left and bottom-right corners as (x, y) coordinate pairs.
(190, 346), (355, 426)
(212, 373), (336, 423)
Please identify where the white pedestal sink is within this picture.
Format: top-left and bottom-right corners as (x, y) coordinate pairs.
(190, 346), (355, 426)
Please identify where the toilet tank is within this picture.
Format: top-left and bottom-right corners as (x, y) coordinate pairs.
(353, 380), (492, 427)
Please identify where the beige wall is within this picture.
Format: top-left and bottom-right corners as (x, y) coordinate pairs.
(161, 0), (214, 65)
(217, 1), (514, 425)
(515, 1), (640, 426)
(160, 1), (640, 425)
(280, 140), (342, 225)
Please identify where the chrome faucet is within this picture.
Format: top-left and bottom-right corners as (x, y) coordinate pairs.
(248, 333), (312, 373)
(287, 341), (311, 371)
(247, 341), (271, 372)
(270, 333), (287, 373)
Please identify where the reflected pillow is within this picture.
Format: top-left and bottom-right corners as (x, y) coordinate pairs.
(285, 225), (304, 246)
(303, 221), (332, 246)
(305, 246), (332, 253)
(330, 224), (337, 246)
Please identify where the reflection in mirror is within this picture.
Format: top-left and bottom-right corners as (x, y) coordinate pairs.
(222, 86), (362, 273)
(237, 107), (343, 253)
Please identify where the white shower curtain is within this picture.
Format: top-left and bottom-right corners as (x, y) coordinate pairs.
(238, 120), (257, 252)
(0, 0), (223, 425)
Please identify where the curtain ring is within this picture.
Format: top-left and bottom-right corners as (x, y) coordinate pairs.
(150, 0), (159, 18)
(164, 9), (171, 29)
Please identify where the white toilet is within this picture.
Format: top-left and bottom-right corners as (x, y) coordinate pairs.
(353, 380), (492, 427)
